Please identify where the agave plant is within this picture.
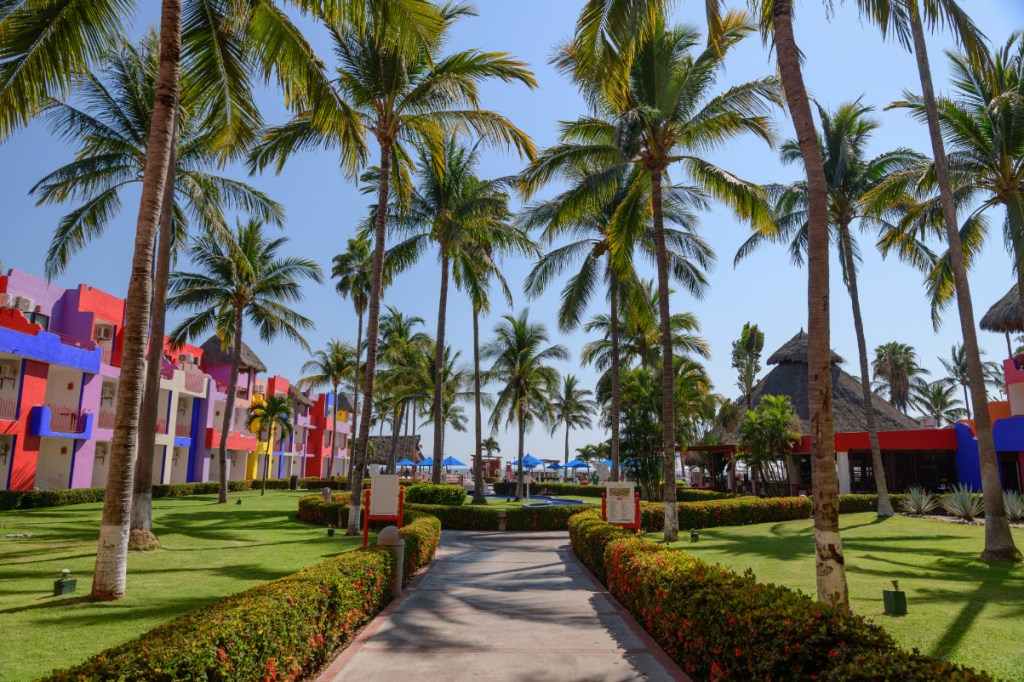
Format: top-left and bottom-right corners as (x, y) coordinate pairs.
(940, 484), (984, 522)
(899, 486), (938, 516)
(1004, 490), (1024, 524)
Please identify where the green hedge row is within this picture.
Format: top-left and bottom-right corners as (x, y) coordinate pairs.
(0, 480), (255, 510)
(568, 511), (989, 681)
(639, 496), (814, 532)
(44, 504), (442, 681)
(300, 477), (418, 491)
(295, 493), (354, 526)
(492, 481), (604, 498)
(404, 483), (465, 506)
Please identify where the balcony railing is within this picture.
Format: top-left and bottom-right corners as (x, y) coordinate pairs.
(184, 372), (205, 393)
(98, 410), (116, 429)
(0, 396), (16, 420)
(47, 403), (88, 433)
(175, 422), (191, 437)
(100, 347), (122, 367)
(156, 419), (168, 434)
(50, 331), (97, 352)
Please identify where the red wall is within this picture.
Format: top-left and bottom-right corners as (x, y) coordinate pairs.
(5, 360), (47, 490)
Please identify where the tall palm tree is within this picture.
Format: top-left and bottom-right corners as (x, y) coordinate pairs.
(939, 343), (977, 420)
(249, 6), (537, 529)
(481, 436), (500, 459)
(420, 342), (473, 458)
(854, 0), (1018, 562)
(167, 220), (321, 506)
(873, 341), (929, 414)
(31, 33), (285, 545)
(731, 322), (765, 411)
(736, 102), (922, 517)
(4, 0), (364, 602)
(246, 394), (293, 496)
(911, 379), (967, 427)
(483, 310), (567, 501)
(535, 9), (777, 541)
(551, 375), (597, 477)
(297, 340), (357, 479)
(331, 236), (378, 462)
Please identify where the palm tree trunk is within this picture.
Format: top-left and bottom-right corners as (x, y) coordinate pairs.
(609, 274), (621, 482)
(471, 306), (486, 504)
(773, 0), (849, 607)
(327, 387), (339, 479)
(262, 421), (272, 496)
(91, 0), (181, 602)
(432, 254), (450, 485)
(564, 422), (570, 483)
(909, 8), (1019, 562)
(389, 400), (404, 473)
(962, 383), (972, 420)
(651, 169), (678, 542)
(130, 115), (177, 546)
(349, 139), (392, 535)
(839, 220), (893, 516)
(351, 309), (363, 482)
(218, 307), (244, 504)
(515, 407), (525, 501)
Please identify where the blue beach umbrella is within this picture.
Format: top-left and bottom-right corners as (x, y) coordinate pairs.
(441, 456), (467, 467)
(564, 459), (591, 469)
(396, 458), (415, 467)
(520, 454), (543, 468)
(416, 457), (434, 468)
(546, 462), (563, 470)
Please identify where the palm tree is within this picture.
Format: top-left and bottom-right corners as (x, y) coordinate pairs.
(736, 102), (921, 518)
(483, 310), (567, 500)
(30, 34), (285, 546)
(911, 379), (967, 427)
(939, 343), (979, 420)
(551, 375), (597, 477)
(332, 236), (378, 463)
(737, 395), (802, 497)
(731, 323), (765, 411)
(535, 9), (777, 541)
(167, 220), (321, 506)
(297, 340), (357, 479)
(420, 342), (473, 458)
(873, 342), (929, 414)
(854, 0), (1018, 562)
(246, 394), (294, 496)
(5, 0), (362, 602)
(249, 7), (537, 524)
(481, 436), (500, 458)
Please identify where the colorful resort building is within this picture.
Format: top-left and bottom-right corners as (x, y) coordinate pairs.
(0, 266), (352, 491)
(699, 328), (1024, 496)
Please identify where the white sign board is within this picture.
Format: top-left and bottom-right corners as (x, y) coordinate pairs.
(605, 481), (636, 525)
(370, 474), (401, 517)
(594, 462), (610, 480)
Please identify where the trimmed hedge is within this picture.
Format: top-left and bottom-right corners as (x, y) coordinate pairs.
(397, 510), (441, 583)
(676, 488), (739, 502)
(838, 493), (908, 514)
(296, 493), (354, 526)
(568, 511), (990, 681)
(301, 477), (418, 491)
(43, 546), (396, 681)
(404, 483), (466, 506)
(506, 504), (595, 531)
(406, 503), (501, 530)
(492, 481), (605, 498)
(639, 496), (814, 532)
(0, 480), (254, 510)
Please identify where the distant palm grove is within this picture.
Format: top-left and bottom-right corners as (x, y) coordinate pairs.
(2, 0), (1021, 613)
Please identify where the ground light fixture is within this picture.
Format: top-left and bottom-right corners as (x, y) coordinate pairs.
(883, 579), (907, 615)
(53, 568), (76, 596)
(690, 529), (700, 542)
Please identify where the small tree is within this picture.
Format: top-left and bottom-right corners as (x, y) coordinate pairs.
(246, 394), (293, 496)
(731, 323), (764, 410)
(737, 395), (801, 497)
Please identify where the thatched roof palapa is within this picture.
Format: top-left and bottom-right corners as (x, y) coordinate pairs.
(980, 285), (1024, 333)
(289, 385), (314, 408)
(725, 330), (919, 443)
(199, 336), (267, 372)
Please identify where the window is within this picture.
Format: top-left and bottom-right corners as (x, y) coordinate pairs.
(29, 312), (49, 330)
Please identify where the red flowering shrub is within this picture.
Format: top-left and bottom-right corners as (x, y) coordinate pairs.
(296, 493), (352, 526)
(505, 504), (595, 531)
(398, 510), (441, 582)
(42, 547), (395, 681)
(675, 488), (739, 502)
(639, 496), (813, 532)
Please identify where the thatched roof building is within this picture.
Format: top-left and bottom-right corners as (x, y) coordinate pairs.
(289, 385), (314, 408)
(199, 336), (267, 372)
(980, 285), (1024, 333)
(726, 330), (918, 441)
(367, 435), (422, 465)
(337, 393), (354, 413)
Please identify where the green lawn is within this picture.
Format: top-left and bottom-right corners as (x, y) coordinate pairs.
(0, 490), (363, 682)
(652, 513), (1024, 680)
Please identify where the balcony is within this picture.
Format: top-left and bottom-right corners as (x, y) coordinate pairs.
(98, 410), (115, 429)
(183, 372), (205, 393)
(0, 312), (102, 373)
(175, 422), (191, 437)
(100, 347), (122, 367)
(29, 404), (94, 439)
(156, 419), (168, 434)
(0, 396), (16, 420)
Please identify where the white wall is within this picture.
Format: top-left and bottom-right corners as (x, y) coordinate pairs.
(90, 442), (111, 487)
(169, 446), (190, 484)
(43, 366), (81, 408)
(35, 439), (72, 489)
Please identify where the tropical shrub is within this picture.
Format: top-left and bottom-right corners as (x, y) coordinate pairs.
(42, 547), (395, 681)
(639, 497), (813, 532)
(824, 651), (992, 681)
(406, 503), (500, 531)
(404, 483), (466, 506)
(301, 477), (418, 491)
(492, 481), (605, 498)
(940, 484), (984, 521)
(505, 504), (595, 531)
(296, 493), (353, 526)
(676, 488), (739, 502)
(0, 481), (253, 510)
(397, 511), (442, 582)
(1003, 489), (1024, 523)
(900, 487), (939, 516)
(838, 493), (908, 514)
(567, 511), (632, 582)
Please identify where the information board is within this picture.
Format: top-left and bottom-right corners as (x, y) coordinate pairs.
(605, 481), (636, 525)
(370, 474), (401, 517)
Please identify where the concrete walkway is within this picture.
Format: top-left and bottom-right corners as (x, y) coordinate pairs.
(317, 530), (688, 682)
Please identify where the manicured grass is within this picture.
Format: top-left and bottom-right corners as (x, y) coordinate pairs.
(0, 489), (364, 681)
(651, 513), (1024, 679)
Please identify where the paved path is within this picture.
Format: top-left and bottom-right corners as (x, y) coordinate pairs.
(318, 530), (688, 682)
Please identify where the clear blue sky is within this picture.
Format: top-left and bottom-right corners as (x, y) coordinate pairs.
(1, 1), (1022, 463)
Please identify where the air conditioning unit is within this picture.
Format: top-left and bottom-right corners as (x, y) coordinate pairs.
(15, 296), (33, 313)
(94, 325), (113, 341)
(179, 353), (195, 365)
(0, 362), (16, 380)
(0, 293), (15, 308)
(101, 385), (115, 403)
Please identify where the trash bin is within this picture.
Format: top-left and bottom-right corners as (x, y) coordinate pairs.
(289, 475), (298, 491)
